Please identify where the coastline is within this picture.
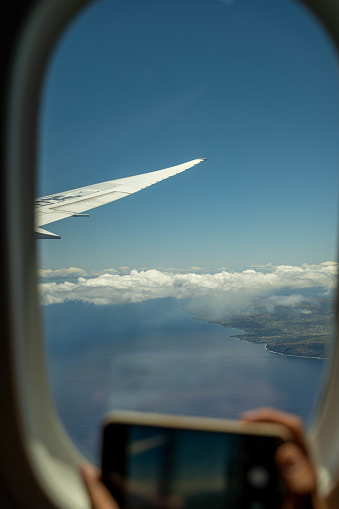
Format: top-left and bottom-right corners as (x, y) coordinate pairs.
(263, 343), (326, 360)
(227, 331), (328, 360)
(188, 309), (330, 360)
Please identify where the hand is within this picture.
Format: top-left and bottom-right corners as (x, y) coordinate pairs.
(79, 464), (120, 509)
(80, 408), (329, 509)
(241, 407), (327, 509)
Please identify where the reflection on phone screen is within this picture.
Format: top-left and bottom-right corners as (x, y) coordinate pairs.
(103, 424), (284, 509)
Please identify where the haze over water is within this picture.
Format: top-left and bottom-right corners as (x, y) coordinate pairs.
(44, 298), (326, 462)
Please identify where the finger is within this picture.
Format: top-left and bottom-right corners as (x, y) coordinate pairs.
(276, 443), (316, 495)
(79, 463), (120, 509)
(240, 407), (308, 455)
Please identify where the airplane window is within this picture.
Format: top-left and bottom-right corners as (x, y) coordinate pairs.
(37, 0), (339, 463)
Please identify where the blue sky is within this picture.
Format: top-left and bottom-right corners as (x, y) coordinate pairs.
(38, 0), (339, 271)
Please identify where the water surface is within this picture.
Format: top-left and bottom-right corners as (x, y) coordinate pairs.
(44, 298), (326, 461)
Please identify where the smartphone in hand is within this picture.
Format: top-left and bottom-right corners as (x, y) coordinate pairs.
(101, 411), (291, 509)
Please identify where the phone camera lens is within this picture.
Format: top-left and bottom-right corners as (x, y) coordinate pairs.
(246, 466), (270, 489)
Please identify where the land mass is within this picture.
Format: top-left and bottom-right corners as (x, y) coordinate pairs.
(215, 297), (334, 359)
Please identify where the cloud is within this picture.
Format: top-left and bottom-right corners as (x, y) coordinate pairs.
(161, 267), (230, 275)
(255, 294), (312, 315)
(38, 262), (337, 311)
(264, 294), (307, 307)
(38, 267), (87, 279)
(98, 268), (118, 275)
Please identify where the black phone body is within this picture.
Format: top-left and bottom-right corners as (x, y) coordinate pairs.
(101, 412), (289, 509)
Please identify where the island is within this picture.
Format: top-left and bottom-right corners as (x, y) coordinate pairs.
(214, 296), (334, 359)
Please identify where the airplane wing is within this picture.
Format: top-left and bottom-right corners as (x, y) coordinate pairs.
(35, 158), (206, 238)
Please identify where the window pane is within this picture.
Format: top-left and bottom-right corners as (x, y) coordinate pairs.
(37, 0), (339, 462)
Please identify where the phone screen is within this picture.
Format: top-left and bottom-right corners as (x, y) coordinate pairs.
(102, 423), (284, 509)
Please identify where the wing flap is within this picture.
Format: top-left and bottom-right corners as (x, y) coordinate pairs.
(35, 228), (61, 239)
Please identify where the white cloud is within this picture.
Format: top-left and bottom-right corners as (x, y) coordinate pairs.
(38, 262), (338, 310)
(255, 294), (313, 316)
(38, 267), (87, 279)
(265, 294), (307, 307)
(96, 268), (118, 275)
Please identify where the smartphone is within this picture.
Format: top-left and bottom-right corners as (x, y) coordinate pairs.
(101, 411), (291, 509)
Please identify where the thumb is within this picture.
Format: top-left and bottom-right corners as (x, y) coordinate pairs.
(276, 442), (316, 496)
(275, 442), (322, 509)
(79, 463), (120, 509)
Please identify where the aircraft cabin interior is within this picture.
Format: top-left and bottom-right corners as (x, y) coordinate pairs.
(2, 0), (339, 508)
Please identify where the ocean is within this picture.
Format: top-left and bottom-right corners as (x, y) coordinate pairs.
(43, 297), (326, 463)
